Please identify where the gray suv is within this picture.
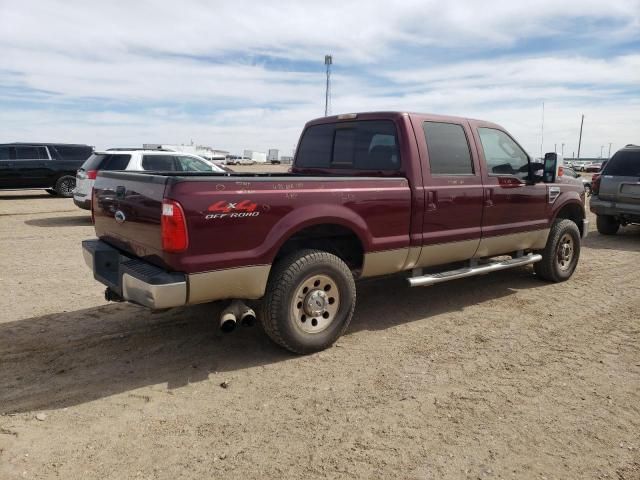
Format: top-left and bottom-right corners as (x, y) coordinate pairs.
(590, 144), (640, 234)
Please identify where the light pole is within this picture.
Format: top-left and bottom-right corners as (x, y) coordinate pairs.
(561, 143), (565, 156)
(576, 114), (584, 160)
(324, 55), (332, 117)
(600, 145), (604, 158)
(608, 143), (612, 158)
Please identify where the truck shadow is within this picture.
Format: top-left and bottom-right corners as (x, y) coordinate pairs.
(24, 215), (93, 227)
(0, 268), (544, 413)
(582, 226), (640, 253)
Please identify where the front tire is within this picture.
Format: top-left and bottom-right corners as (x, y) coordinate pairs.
(261, 249), (356, 354)
(54, 175), (76, 198)
(596, 215), (620, 235)
(534, 219), (581, 282)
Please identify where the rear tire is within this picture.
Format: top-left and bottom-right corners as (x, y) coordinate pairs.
(534, 219), (581, 282)
(596, 215), (620, 235)
(45, 189), (57, 196)
(261, 249), (356, 354)
(54, 175), (76, 198)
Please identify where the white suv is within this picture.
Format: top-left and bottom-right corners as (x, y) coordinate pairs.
(73, 149), (226, 210)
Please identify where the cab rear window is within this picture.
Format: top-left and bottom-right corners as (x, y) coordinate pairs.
(603, 150), (640, 177)
(296, 120), (400, 171)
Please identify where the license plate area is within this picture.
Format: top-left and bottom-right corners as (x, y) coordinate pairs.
(620, 183), (640, 197)
(94, 248), (122, 292)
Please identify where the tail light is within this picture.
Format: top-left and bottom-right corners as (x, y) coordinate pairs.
(86, 170), (98, 180)
(557, 166), (564, 177)
(161, 199), (189, 252)
(90, 187), (95, 224)
(591, 173), (602, 196)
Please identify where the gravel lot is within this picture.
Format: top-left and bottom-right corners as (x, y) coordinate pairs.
(1, 185), (639, 480)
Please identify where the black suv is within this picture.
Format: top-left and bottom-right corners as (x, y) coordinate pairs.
(590, 144), (640, 234)
(0, 143), (94, 197)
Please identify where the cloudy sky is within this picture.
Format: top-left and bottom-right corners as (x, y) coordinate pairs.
(1, 0), (639, 158)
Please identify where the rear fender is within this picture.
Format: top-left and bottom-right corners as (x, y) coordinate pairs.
(264, 203), (371, 263)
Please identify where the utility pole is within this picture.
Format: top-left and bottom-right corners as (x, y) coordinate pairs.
(324, 55), (332, 117)
(576, 114), (584, 160)
(540, 101), (545, 157)
(561, 143), (565, 156)
(608, 143), (612, 158)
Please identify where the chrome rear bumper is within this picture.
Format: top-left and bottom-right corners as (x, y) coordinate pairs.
(82, 239), (187, 309)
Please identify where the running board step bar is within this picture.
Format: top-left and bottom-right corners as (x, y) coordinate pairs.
(408, 254), (542, 287)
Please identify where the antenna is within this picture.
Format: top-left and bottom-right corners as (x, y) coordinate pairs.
(324, 55), (332, 117)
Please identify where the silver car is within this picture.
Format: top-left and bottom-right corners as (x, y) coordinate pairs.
(590, 145), (640, 234)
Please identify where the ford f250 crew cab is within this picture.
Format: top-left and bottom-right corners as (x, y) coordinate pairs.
(82, 112), (588, 354)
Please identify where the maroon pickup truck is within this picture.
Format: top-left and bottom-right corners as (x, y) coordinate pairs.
(83, 112), (588, 353)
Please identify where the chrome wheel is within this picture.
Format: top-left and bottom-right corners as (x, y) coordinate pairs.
(556, 233), (574, 271)
(291, 274), (340, 334)
(57, 176), (76, 196)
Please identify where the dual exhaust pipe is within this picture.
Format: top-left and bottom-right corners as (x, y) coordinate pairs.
(219, 300), (256, 333)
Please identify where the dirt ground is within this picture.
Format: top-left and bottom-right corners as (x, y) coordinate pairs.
(0, 186), (639, 480)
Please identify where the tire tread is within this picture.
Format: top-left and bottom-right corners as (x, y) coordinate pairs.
(534, 219), (580, 282)
(260, 249), (356, 354)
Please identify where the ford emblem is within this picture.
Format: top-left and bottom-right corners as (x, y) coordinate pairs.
(114, 210), (126, 224)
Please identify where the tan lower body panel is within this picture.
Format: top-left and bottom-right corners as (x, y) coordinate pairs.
(361, 248), (411, 278)
(362, 229), (550, 276)
(187, 265), (271, 304)
(474, 229), (549, 258)
(415, 238), (480, 268)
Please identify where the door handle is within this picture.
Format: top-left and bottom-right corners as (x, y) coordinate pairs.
(427, 191), (437, 211)
(485, 188), (494, 207)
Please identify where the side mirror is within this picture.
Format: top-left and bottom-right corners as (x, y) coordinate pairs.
(543, 152), (563, 183)
(529, 159), (545, 183)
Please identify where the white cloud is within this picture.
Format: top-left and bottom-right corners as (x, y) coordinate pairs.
(0, 0), (639, 156)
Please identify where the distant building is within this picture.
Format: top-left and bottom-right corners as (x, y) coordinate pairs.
(243, 150), (267, 163)
(280, 155), (293, 164)
(143, 143), (229, 162)
(268, 149), (279, 162)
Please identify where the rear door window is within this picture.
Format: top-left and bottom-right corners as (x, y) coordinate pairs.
(141, 155), (177, 171)
(296, 120), (400, 170)
(53, 145), (93, 160)
(175, 155), (213, 171)
(102, 155), (131, 170)
(604, 150), (640, 176)
(423, 122), (474, 175)
(15, 146), (48, 160)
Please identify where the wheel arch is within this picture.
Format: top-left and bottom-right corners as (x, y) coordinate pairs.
(552, 198), (586, 237)
(272, 222), (366, 272)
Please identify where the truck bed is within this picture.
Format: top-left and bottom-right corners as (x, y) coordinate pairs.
(92, 170), (413, 275)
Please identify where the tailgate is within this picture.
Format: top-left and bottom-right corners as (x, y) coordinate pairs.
(599, 175), (640, 205)
(93, 171), (169, 265)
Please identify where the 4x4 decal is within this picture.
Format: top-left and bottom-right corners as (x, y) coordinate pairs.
(205, 200), (261, 219)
